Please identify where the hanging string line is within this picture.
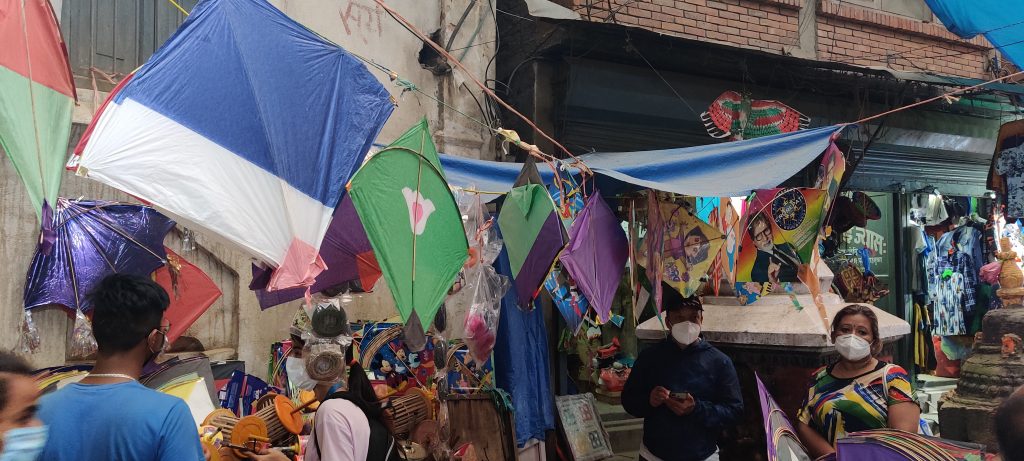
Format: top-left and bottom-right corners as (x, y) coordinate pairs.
(848, 69), (1024, 126)
(373, 0), (593, 176)
(167, 0), (189, 16)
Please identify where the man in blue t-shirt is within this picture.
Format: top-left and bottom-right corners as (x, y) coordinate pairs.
(37, 274), (205, 461)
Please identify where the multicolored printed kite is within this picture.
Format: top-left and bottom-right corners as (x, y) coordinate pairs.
(348, 119), (468, 329)
(74, 0), (393, 292)
(559, 192), (628, 323)
(639, 201), (726, 298)
(0, 0), (76, 221)
(498, 161), (567, 309)
(734, 188), (827, 304)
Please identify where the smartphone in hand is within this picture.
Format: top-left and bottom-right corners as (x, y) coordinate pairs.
(670, 391), (690, 401)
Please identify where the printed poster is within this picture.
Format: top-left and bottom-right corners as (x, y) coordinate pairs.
(736, 188), (827, 284)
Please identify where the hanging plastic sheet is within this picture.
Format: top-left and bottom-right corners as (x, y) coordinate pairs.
(923, 1), (1024, 68)
(439, 125), (844, 198)
(493, 225), (556, 447)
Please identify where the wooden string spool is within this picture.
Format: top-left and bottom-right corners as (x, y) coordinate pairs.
(252, 394), (304, 445)
(359, 325), (404, 369)
(202, 409), (269, 459)
(386, 388), (434, 438)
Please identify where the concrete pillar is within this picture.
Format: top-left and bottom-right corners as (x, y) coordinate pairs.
(788, 0), (818, 59)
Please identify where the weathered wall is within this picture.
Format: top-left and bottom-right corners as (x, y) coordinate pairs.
(568, 0), (997, 79)
(1, 0), (494, 373)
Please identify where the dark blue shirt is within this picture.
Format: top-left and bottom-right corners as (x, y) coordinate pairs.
(622, 338), (743, 461)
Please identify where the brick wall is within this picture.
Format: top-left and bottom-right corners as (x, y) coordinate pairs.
(817, 0), (992, 79)
(574, 0), (802, 54)
(571, 0), (996, 79)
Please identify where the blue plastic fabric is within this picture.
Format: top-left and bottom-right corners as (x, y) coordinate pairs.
(115, 0), (393, 205)
(440, 125), (843, 198)
(923, 1), (1024, 68)
(493, 225), (556, 447)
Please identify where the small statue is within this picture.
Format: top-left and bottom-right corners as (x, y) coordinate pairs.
(1002, 333), (1022, 359)
(996, 237), (1024, 306)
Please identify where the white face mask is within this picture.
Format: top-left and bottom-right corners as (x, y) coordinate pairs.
(671, 321), (701, 346)
(286, 356), (317, 391)
(835, 334), (872, 361)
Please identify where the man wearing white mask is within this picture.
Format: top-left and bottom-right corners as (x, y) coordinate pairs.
(622, 283), (742, 461)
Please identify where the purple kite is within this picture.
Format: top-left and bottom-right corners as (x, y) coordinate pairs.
(24, 198), (174, 313)
(497, 160), (567, 308)
(250, 195), (382, 310)
(560, 191), (628, 323)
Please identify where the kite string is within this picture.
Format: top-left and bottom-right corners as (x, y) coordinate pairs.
(19, 0), (49, 211)
(163, 0), (572, 207)
(373, 0), (593, 176)
(848, 68), (1024, 126)
(167, 0), (189, 16)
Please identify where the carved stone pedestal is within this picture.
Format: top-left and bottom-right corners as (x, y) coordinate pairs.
(938, 303), (1024, 450)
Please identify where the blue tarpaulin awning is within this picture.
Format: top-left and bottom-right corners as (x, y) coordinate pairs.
(438, 125), (844, 197)
(924, 1), (1024, 68)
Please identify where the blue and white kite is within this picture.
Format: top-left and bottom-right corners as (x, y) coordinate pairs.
(76, 0), (394, 291)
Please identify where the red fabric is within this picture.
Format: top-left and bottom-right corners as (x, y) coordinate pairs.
(932, 336), (961, 378)
(0, 0), (75, 97)
(153, 247), (222, 343)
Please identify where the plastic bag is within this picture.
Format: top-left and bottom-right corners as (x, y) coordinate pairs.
(463, 263), (510, 364)
(18, 310), (41, 353)
(402, 312), (428, 353)
(303, 336), (350, 382)
(459, 189), (509, 364)
(69, 310), (98, 358)
(310, 297), (352, 339)
(980, 261), (1002, 285)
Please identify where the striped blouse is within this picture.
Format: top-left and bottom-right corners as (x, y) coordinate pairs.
(797, 363), (915, 446)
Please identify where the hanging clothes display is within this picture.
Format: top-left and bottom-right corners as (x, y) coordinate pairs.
(930, 249), (977, 336)
(936, 226), (985, 280)
(910, 194), (949, 226)
(912, 300), (937, 373)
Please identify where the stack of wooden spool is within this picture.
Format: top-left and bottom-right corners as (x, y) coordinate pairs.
(253, 393), (305, 445)
(202, 409), (268, 459)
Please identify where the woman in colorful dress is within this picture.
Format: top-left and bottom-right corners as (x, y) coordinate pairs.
(796, 305), (921, 458)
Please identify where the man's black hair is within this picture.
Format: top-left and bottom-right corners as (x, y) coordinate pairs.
(747, 212), (774, 238)
(996, 391), (1024, 461)
(0, 351), (33, 414)
(89, 273), (170, 354)
(660, 281), (703, 313)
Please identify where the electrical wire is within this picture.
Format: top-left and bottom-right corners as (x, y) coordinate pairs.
(848, 68), (1024, 126)
(626, 33), (699, 117)
(375, 0), (592, 174)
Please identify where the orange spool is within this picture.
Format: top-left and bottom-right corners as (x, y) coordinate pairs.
(253, 394), (304, 445)
(203, 410), (269, 459)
